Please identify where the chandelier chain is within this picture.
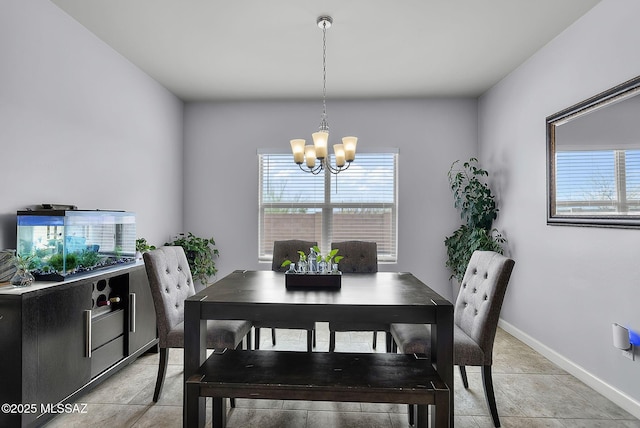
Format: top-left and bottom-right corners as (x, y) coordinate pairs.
(320, 19), (328, 131)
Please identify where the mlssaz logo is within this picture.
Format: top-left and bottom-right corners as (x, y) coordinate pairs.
(41, 403), (88, 414)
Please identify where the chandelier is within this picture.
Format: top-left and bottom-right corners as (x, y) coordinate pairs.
(289, 16), (357, 175)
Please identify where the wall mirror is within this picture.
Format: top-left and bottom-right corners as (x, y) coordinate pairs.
(547, 75), (640, 228)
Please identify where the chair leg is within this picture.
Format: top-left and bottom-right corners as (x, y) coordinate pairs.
(312, 328), (316, 348)
(254, 327), (261, 350)
(306, 329), (313, 352)
(329, 330), (336, 352)
(460, 365), (469, 388)
(407, 403), (415, 426)
(385, 332), (392, 352)
(153, 348), (169, 402)
(482, 365), (500, 427)
(372, 331), (377, 349)
(271, 328), (276, 345)
(244, 330), (252, 350)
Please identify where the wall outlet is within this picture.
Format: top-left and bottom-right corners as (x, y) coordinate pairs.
(622, 346), (635, 361)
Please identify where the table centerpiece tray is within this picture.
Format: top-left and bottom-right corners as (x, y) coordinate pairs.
(285, 272), (341, 289)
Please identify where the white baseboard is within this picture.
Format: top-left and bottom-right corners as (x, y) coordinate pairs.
(498, 319), (640, 419)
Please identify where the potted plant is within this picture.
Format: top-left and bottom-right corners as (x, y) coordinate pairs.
(444, 158), (506, 296)
(135, 238), (156, 260)
(314, 246), (344, 272)
(165, 232), (219, 285)
(280, 251), (307, 272)
(281, 247), (343, 273)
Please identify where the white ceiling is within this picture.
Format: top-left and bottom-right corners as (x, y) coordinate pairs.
(51, 0), (600, 101)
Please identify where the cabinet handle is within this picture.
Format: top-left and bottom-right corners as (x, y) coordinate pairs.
(129, 292), (136, 333)
(85, 309), (92, 358)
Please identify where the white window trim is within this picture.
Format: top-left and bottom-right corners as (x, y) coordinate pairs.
(258, 149), (398, 263)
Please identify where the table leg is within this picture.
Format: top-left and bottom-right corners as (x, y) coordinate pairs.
(432, 305), (454, 427)
(184, 299), (207, 428)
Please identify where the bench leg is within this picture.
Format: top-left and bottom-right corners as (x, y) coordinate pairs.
(212, 397), (227, 428)
(415, 404), (428, 428)
(185, 379), (205, 428)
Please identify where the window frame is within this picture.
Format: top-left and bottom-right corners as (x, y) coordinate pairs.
(258, 149), (398, 262)
(547, 74), (640, 228)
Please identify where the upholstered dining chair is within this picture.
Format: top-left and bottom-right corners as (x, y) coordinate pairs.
(328, 241), (389, 351)
(253, 240), (316, 352)
(390, 250), (515, 427)
(144, 246), (253, 403)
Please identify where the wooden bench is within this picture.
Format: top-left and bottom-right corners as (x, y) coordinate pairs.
(186, 349), (449, 428)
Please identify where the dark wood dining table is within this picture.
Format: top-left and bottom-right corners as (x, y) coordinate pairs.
(184, 270), (454, 427)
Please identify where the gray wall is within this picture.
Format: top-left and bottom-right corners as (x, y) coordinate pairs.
(183, 99), (477, 299)
(7, 0), (638, 417)
(0, 0), (184, 248)
(479, 0), (640, 410)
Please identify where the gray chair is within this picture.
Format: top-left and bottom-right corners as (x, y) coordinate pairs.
(143, 246), (252, 402)
(390, 250), (515, 427)
(328, 241), (389, 351)
(254, 240), (316, 352)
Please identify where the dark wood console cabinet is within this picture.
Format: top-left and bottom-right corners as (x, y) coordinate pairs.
(0, 263), (158, 427)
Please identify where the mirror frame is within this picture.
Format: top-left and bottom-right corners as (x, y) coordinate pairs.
(547, 75), (640, 228)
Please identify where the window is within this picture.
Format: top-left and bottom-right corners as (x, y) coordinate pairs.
(555, 149), (640, 215)
(258, 151), (398, 262)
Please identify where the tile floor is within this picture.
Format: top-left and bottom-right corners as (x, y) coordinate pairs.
(45, 323), (639, 428)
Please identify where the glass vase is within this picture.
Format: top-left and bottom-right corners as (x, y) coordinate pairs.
(11, 268), (35, 287)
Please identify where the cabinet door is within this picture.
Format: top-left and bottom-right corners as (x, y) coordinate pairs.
(0, 296), (30, 428)
(127, 266), (157, 354)
(37, 280), (92, 407)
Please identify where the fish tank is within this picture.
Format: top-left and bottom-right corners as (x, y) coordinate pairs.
(16, 207), (136, 281)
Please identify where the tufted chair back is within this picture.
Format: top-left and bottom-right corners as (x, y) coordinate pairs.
(331, 241), (378, 273)
(144, 246), (198, 348)
(454, 251), (515, 364)
(271, 240), (317, 272)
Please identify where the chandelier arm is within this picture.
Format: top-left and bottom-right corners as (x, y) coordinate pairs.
(298, 163), (324, 175)
(311, 164), (324, 175)
(324, 160), (350, 175)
